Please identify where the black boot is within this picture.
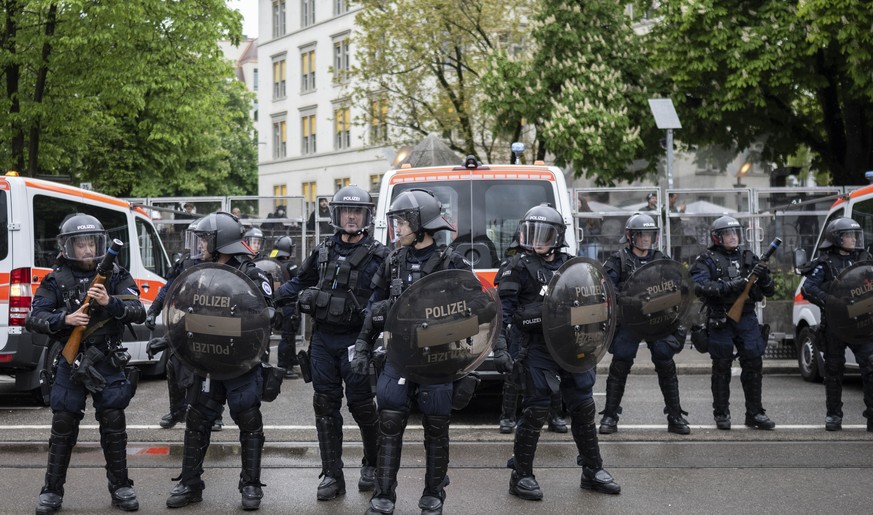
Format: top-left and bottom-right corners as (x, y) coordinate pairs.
(36, 412), (79, 515)
(498, 378), (518, 434)
(97, 409), (139, 512)
(167, 408), (211, 508)
(824, 360), (844, 431)
(508, 406), (548, 501)
(572, 399), (621, 495)
(656, 360), (690, 435)
(349, 398), (379, 492)
(711, 358), (732, 430)
(367, 410), (407, 515)
(599, 360), (631, 434)
(239, 428), (266, 510)
(314, 393), (345, 500)
(419, 415), (451, 515)
(547, 392), (568, 433)
(740, 357), (775, 430)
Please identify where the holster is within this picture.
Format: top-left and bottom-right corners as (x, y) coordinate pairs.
(510, 359), (527, 394)
(125, 366), (140, 398)
(690, 324), (709, 354)
(261, 363), (285, 401)
(296, 349), (312, 383)
(451, 372), (481, 411)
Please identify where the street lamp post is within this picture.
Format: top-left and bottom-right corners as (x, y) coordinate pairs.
(648, 99), (682, 191)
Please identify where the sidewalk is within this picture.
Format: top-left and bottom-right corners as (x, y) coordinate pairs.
(595, 341), (798, 376)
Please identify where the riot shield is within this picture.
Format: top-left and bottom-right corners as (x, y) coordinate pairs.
(164, 262), (271, 380)
(542, 257), (616, 374)
(383, 269), (498, 385)
(619, 259), (692, 340)
(254, 258), (288, 291)
(824, 261), (873, 345)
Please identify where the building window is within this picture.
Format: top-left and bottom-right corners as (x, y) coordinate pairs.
(301, 0), (315, 27)
(272, 0), (286, 37)
(301, 48), (316, 92)
(333, 37), (350, 83)
(369, 174), (382, 193)
(370, 97), (388, 144)
(334, 178), (350, 191)
(272, 57), (286, 99)
(302, 181), (317, 203)
(334, 107), (351, 150)
(272, 118), (287, 158)
(301, 113), (317, 155)
(334, 0), (349, 16)
(273, 184), (287, 209)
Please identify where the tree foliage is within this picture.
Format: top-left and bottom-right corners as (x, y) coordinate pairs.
(351, 0), (528, 162)
(646, 0), (873, 186)
(0, 0), (257, 196)
(482, 0), (662, 184)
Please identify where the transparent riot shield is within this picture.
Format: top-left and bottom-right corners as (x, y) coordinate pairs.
(619, 259), (692, 340)
(542, 257), (616, 374)
(824, 261), (873, 345)
(164, 262), (271, 380)
(383, 269), (498, 385)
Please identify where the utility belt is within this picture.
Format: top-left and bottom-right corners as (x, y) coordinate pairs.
(297, 287), (364, 327)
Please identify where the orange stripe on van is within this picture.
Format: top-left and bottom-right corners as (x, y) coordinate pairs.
(390, 168), (556, 184)
(0, 271), (9, 301)
(795, 291), (808, 303)
(22, 178), (130, 209)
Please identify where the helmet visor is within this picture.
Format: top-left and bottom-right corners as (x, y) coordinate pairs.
(715, 227), (743, 247)
(631, 229), (660, 249)
(188, 231), (215, 258)
(244, 234), (265, 253)
(331, 205), (373, 233)
(387, 209), (420, 243)
(838, 229), (865, 250)
(518, 220), (560, 250)
(61, 232), (107, 264)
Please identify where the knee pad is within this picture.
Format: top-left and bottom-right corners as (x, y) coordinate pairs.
(739, 356), (763, 371)
(233, 407), (263, 433)
(313, 392), (341, 417)
(185, 406), (212, 433)
(96, 409), (126, 433)
(51, 411), (80, 437)
(713, 358), (733, 375)
(522, 405), (549, 427)
(380, 409), (409, 436)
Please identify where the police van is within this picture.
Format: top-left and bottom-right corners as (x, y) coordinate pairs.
(373, 157), (577, 381)
(0, 173), (171, 400)
(793, 184), (873, 381)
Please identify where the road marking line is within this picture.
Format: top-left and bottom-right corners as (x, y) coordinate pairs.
(0, 424), (867, 431)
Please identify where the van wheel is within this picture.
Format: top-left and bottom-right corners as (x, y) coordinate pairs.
(32, 341), (63, 406)
(796, 327), (823, 383)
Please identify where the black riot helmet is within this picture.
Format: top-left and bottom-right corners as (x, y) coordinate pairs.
(243, 227), (265, 253)
(517, 203), (566, 255)
(57, 213), (108, 270)
(270, 235), (296, 259)
(329, 185), (375, 235)
(709, 216), (743, 249)
(194, 211), (249, 258)
(621, 213), (659, 250)
(387, 188), (454, 245)
(820, 217), (865, 252)
(183, 218), (208, 259)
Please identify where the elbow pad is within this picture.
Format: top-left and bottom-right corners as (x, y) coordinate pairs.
(117, 302), (146, 324)
(25, 313), (55, 334)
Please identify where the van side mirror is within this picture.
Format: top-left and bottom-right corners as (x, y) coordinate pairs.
(793, 248), (807, 271)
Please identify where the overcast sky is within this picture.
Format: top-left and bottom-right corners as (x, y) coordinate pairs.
(227, 0), (258, 38)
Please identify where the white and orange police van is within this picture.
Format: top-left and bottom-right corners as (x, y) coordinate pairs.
(372, 156), (577, 381)
(0, 172), (170, 400)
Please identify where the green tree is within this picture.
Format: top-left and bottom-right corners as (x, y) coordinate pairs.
(351, 0), (528, 162)
(646, 0), (873, 186)
(482, 0), (661, 183)
(0, 1), (255, 196)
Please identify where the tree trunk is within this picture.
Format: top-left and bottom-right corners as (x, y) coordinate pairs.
(27, 3), (58, 176)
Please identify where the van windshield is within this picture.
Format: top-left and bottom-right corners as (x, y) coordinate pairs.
(392, 180), (556, 269)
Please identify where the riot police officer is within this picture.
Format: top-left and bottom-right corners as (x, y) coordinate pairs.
(26, 214), (146, 514)
(351, 188), (483, 515)
(600, 214), (690, 435)
(268, 236), (301, 379)
(276, 186), (388, 501)
(497, 204), (620, 501)
(165, 211), (274, 510)
(244, 227), (266, 257)
(800, 217), (873, 432)
(690, 216), (776, 430)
